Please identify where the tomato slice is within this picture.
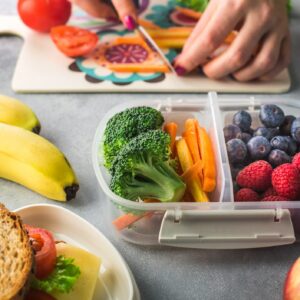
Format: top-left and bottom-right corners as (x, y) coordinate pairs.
(25, 225), (57, 279)
(51, 26), (98, 57)
(25, 288), (57, 300)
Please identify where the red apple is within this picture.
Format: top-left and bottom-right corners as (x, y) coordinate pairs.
(284, 258), (300, 300)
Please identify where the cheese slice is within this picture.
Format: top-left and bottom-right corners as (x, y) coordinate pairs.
(51, 243), (101, 300)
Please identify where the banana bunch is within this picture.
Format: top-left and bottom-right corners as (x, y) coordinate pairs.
(0, 95), (79, 201)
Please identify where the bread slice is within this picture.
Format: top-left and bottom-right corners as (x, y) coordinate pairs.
(0, 204), (33, 300)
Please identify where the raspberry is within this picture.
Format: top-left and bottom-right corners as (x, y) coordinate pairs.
(262, 187), (277, 198)
(236, 160), (273, 192)
(261, 195), (290, 201)
(272, 163), (300, 200)
(235, 188), (260, 202)
(292, 153), (300, 171)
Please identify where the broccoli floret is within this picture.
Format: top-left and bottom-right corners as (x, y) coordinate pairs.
(103, 106), (164, 170)
(110, 130), (186, 203)
(175, 0), (209, 12)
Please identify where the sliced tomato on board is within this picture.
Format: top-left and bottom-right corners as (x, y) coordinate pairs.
(25, 288), (57, 300)
(25, 225), (57, 279)
(51, 26), (99, 57)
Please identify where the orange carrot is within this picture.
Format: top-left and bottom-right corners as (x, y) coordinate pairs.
(176, 138), (208, 202)
(181, 160), (204, 183)
(196, 125), (216, 192)
(184, 119), (201, 163)
(175, 6), (202, 20)
(146, 27), (192, 38)
(113, 212), (153, 231)
(108, 64), (170, 73)
(164, 122), (178, 155)
(154, 38), (187, 49)
(138, 18), (160, 29)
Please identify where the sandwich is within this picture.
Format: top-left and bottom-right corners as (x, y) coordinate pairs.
(0, 204), (101, 300)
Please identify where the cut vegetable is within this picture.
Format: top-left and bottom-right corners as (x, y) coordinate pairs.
(154, 38), (187, 49)
(163, 122), (178, 156)
(184, 119), (201, 163)
(108, 64), (170, 73)
(146, 27), (193, 39)
(176, 138), (208, 202)
(196, 125), (216, 192)
(138, 18), (160, 29)
(175, 6), (202, 20)
(181, 160), (204, 183)
(113, 212), (153, 231)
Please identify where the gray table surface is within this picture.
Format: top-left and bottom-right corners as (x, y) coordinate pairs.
(1, 2), (300, 300)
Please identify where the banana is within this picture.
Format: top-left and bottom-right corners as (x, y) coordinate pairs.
(0, 123), (79, 201)
(0, 95), (41, 133)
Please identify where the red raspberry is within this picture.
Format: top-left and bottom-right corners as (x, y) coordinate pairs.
(262, 187), (277, 198)
(235, 188), (260, 202)
(261, 195), (290, 201)
(236, 161), (273, 192)
(272, 163), (300, 200)
(292, 153), (300, 171)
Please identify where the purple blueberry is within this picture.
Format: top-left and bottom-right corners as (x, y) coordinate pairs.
(236, 132), (252, 144)
(280, 115), (296, 136)
(259, 104), (285, 128)
(270, 136), (289, 152)
(226, 139), (247, 164)
(285, 136), (297, 155)
(253, 127), (278, 140)
(291, 118), (300, 142)
(233, 110), (252, 132)
(268, 149), (291, 167)
(223, 124), (241, 142)
(247, 136), (271, 160)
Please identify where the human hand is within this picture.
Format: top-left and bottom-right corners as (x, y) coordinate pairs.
(174, 0), (291, 81)
(70, 0), (137, 30)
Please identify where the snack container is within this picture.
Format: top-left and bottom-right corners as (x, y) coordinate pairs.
(93, 92), (299, 249)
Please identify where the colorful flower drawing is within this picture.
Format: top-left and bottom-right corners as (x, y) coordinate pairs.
(69, 29), (177, 86)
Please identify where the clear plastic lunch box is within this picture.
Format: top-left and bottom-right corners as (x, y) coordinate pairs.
(92, 92), (300, 249)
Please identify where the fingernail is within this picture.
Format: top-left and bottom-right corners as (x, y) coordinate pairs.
(123, 15), (136, 30)
(175, 66), (186, 76)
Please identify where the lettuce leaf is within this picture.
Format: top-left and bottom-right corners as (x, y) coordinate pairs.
(175, 0), (209, 12)
(31, 255), (81, 294)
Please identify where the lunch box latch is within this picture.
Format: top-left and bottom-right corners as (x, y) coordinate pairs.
(158, 209), (295, 249)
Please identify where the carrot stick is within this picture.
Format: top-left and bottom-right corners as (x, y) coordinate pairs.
(164, 122), (178, 155)
(196, 125), (216, 192)
(113, 212), (153, 231)
(108, 64), (170, 73)
(176, 138), (208, 202)
(146, 28), (192, 39)
(181, 160), (203, 183)
(184, 119), (201, 163)
(175, 6), (202, 20)
(138, 18), (160, 29)
(154, 38), (187, 49)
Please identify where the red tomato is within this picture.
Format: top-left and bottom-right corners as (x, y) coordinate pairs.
(25, 225), (57, 279)
(51, 26), (98, 57)
(25, 288), (57, 300)
(18, 0), (71, 32)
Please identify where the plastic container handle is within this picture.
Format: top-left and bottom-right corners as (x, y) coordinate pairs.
(158, 209), (295, 249)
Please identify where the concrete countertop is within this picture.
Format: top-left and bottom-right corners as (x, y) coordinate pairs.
(1, 1), (300, 299)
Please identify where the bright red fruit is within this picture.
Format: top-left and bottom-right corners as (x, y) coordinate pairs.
(235, 188), (260, 202)
(18, 0), (71, 32)
(261, 195), (290, 201)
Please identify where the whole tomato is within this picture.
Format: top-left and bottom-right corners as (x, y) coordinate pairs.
(18, 0), (72, 32)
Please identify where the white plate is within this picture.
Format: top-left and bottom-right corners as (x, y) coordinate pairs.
(14, 204), (140, 300)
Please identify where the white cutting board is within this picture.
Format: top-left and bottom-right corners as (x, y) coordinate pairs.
(0, 1), (291, 93)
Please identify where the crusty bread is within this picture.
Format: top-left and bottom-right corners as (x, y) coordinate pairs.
(0, 204), (33, 300)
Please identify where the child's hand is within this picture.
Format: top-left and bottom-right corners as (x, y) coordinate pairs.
(70, 0), (137, 30)
(174, 0), (291, 81)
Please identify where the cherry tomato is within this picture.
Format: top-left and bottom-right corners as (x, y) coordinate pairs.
(51, 26), (98, 57)
(18, 0), (71, 33)
(25, 225), (57, 279)
(25, 288), (57, 300)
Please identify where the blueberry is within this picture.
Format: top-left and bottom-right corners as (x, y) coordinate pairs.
(285, 136), (297, 155)
(226, 139), (247, 164)
(230, 164), (244, 180)
(280, 115), (296, 136)
(223, 124), (241, 142)
(253, 127), (278, 140)
(268, 149), (291, 167)
(247, 136), (271, 160)
(270, 136), (289, 152)
(259, 104), (285, 128)
(233, 110), (252, 132)
(236, 132), (252, 144)
(291, 118), (300, 143)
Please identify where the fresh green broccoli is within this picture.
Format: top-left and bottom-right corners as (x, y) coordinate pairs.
(103, 106), (164, 170)
(175, 0), (209, 12)
(110, 130), (186, 203)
